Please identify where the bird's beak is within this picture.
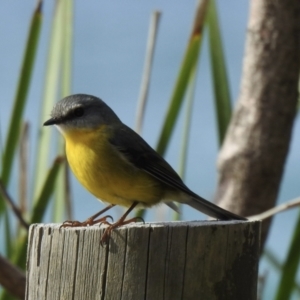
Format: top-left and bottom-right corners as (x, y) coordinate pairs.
(43, 118), (57, 126)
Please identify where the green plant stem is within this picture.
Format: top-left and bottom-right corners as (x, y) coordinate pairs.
(207, 0), (231, 146)
(13, 157), (64, 270)
(275, 210), (300, 299)
(156, 0), (209, 156)
(53, 0), (73, 222)
(33, 0), (65, 202)
(0, 2), (42, 213)
(174, 64), (199, 221)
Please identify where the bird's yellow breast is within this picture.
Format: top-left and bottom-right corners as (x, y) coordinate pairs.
(63, 126), (163, 207)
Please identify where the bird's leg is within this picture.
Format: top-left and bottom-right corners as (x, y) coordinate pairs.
(100, 201), (142, 245)
(61, 204), (115, 228)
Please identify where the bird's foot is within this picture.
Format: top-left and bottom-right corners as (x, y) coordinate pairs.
(60, 215), (113, 228)
(60, 204), (116, 229)
(100, 216), (144, 246)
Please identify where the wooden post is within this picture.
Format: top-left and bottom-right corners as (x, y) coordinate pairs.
(26, 220), (260, 300)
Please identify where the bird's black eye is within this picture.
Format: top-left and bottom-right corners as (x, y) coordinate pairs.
(73, 107), (84, 117)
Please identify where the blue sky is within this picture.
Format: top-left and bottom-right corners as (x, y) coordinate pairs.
(1, 1), (300, 297)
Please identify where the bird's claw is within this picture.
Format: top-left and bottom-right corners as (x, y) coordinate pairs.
(60, 215), (114, 229)
(99, 216), (143, 246)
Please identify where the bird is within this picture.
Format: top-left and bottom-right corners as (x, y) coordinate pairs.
(44, 94), (246, 243)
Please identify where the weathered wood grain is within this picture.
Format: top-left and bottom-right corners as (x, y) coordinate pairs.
(26, 220), (260, 300)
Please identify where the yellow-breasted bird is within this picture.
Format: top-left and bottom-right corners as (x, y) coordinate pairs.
(44, 94), (246, 242)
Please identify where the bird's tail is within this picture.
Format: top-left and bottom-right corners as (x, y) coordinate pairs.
(185, 194), (247, 221)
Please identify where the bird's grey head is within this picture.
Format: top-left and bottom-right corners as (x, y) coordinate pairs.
(43, 94), (121, 131)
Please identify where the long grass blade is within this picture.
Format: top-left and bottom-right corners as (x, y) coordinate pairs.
(135, 10), (161, 135)
(275, 211), (300, 299)
(19, 122), (29, 219)
(0, 1), (42, 213)
(0, 180), (29, 231)
(13, 156), (64, 270)
(174, 64), (199, 221)
(156, 0), (209, 156)
(136, 0), (208, 219)
(31, 157), (64, 224)
(53, 0), (73, 222)
(207, 0), (232, 146)
(4, 212), (12, 258)
(264, 248), (300, 294)
(0, 218), (17, 300)
(33, 0), (65, 202)
(178, 66), (199, 180)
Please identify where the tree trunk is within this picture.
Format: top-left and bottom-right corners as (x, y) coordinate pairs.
(216, 0), (300, 246)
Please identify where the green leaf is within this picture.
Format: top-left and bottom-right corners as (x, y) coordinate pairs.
(33, 0), (65, 202)
(156, 36), (201, 156)
(136, 0), (209, 218)
(53, 0), (74, 222)
(4, 211), (12, 256)
(275, 211), (300, 299)
(0, 1), (42, 212)
(264, 248), (300, 294)
(31, 157), (64, 224)
(13, 156), (64, 269)
(207, 0), (232, 146)
(174, 64), (199, 221)
(156, 0), (209, 156)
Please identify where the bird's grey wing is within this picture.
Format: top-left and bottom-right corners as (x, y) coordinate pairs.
(109, 125), (183, 214)
(109, 124), (192, 194)
(109, 124), (246, 221)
